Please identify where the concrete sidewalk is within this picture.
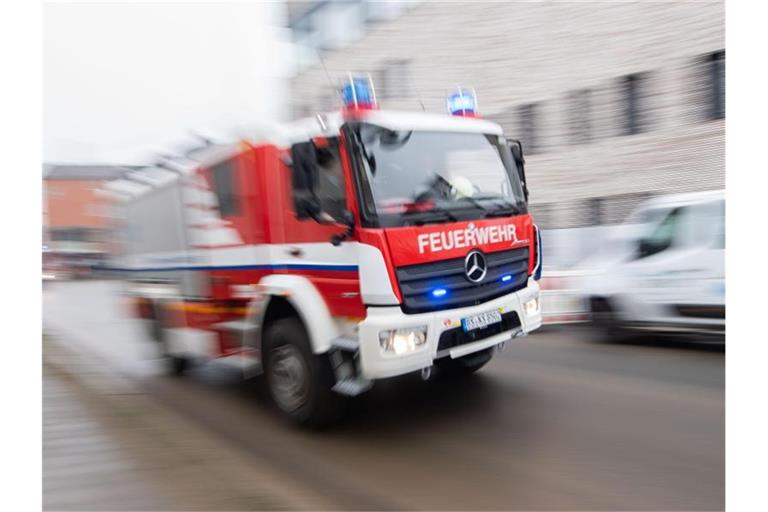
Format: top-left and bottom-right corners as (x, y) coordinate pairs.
(43, 336), (335, 511)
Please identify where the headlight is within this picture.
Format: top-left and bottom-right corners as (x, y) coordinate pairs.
(379, 327), (428, 355)
(524, 297), (540, 317)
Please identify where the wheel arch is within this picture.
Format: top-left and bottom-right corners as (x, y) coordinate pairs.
(256, 274), (341, 355)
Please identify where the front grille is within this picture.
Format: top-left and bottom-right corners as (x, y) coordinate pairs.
(437, 311), (521, 353)
(396, 247), (529, 314)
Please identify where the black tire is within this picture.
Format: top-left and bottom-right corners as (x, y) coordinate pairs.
(589, 296), (630, 343)
(262, 317), (345, 428)
(436, 347), (494, 377)
(149, 302), (190, 377)
(165, 353), (189, 376)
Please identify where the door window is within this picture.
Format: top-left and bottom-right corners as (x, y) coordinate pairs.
(636, 206), (685, 258)
(713, 200), (725, 249)
(210, 159), (240, 217)
(315, 138), (347, 220)
(685, 199), (725, 249)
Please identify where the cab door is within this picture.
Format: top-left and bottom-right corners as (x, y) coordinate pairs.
(667, 199), (725, 321)
(618, 206), (690, 322)
(280, 137), (365, 318)
(619, 200), (725, 325)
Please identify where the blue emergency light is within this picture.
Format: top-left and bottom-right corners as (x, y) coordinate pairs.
(341, 75), (377, 110)
(431, 287), (448, 298)
(447, 88), (477, 116)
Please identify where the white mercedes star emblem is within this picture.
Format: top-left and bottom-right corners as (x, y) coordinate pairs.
(464, 250), (488, 283)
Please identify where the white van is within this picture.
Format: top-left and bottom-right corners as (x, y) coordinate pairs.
(582, 190), (725, 340)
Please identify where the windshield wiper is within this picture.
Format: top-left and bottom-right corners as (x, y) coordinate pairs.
(429, 204), (458, 222)
(483, 205), (523, 218)
(400, 203), (458, 225)
(458, 195), (523, 218)
(480, 198), (523, 218)
(457, 195), (491, 213)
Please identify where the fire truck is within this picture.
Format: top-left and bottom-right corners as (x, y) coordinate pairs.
(106, 78), (543, 426)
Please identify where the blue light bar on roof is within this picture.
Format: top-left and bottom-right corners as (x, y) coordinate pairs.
(341, 75), (377, 110)
(447, 88), (478, 116)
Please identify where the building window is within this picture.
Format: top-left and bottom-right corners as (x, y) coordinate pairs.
(621, 73), (649, 135)
(376, 59), (410, 99)
(50, 228), (90, 242)
(567, 89), (591, 145)
(517, 103), (539, 154)
(210, 160), (240, 217)
(588, 197), (602, 225)
(708, 50), (725, 119)
(317, 92), (335, 111)
(296, 104), (313, 119)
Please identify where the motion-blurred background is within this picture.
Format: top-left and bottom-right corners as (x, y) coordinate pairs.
(43, 0), (724, 306)
(42, 2), (724, 511)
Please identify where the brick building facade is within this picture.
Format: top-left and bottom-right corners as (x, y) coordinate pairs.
(43, 165), (133, 258)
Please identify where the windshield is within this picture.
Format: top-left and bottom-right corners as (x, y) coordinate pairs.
(349, 123), (527, 227)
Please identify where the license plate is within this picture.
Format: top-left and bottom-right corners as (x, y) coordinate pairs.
(461, 310), (502, 332)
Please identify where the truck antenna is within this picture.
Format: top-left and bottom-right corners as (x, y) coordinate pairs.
(317, 51), (339, 109)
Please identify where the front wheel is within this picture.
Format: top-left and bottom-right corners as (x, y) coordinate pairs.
(262, 318), (345, 428)
(436, 347), (494, 377)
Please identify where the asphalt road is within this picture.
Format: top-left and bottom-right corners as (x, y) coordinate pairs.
(43, 280), (724, 510)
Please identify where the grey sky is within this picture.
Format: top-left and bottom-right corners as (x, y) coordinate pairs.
(44, 2), (293, 164)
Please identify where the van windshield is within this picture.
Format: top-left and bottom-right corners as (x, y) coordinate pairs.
(349, 123), (527, 227)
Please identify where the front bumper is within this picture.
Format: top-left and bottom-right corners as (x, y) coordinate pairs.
(358, 279), (542, 380)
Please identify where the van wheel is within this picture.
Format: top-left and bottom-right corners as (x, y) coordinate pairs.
(437, 348), (494, 377)
(263, 318), (345, 428)
(589, 296), (629, 343)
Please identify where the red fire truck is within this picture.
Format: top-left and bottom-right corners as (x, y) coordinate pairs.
(107, 78), (542, 426)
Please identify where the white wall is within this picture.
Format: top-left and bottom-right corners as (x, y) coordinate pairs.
(541, 225), (642, 270)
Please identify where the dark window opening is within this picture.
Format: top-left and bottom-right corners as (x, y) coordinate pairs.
(50, 228), (91, 242)
(210, 160), (240, 217)
(318, 93), (334, 111)
(517, 103), (539, 154)
(709, 50), (725, 120)
(376, 59), (410, 99)
(622, 73), (648, 135)
(589, 197), (602, 225)
(567, 89), (591, 145)
(295, 104), (312, 118)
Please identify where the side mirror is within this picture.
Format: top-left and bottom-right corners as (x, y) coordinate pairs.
(506, 139), (529, 201)
(330, 210), (355, 246)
